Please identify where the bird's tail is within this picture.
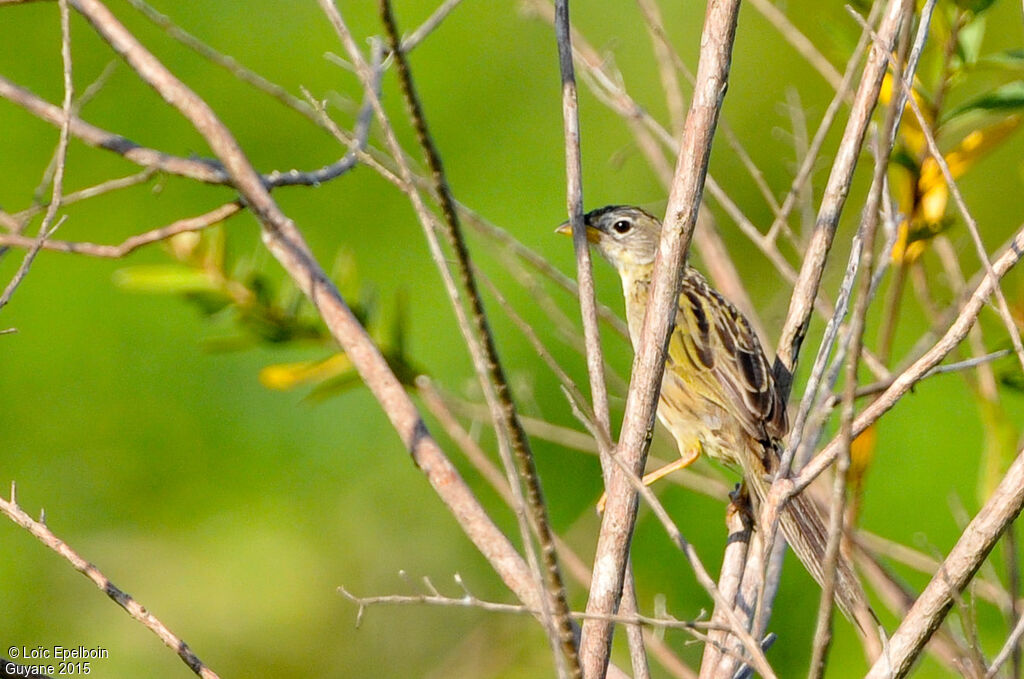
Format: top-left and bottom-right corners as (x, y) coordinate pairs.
(741, 456), (881, 653)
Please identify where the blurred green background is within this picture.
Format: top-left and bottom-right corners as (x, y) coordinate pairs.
(2, 1), (1024, 677)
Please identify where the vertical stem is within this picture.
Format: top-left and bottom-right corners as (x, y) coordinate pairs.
(773, 0), (907, 399)
(578, 1), (743, 675)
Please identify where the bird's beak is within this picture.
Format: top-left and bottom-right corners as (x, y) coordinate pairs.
(555, 221), (602, 244)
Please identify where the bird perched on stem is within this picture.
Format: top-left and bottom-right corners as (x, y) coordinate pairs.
(558, 205), (877, 638)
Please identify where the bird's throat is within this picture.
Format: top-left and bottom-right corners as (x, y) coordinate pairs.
(620, 263), (654, 346)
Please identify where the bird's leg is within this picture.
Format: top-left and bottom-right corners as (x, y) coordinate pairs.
(641, 446), (701, 485)
(728, 482), (756, 526)
(596, 446), (701, 513)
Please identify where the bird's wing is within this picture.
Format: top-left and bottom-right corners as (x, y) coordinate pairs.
(667, 269), (787, 444)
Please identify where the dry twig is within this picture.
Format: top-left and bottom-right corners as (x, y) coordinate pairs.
(0, 487), (220, 679)
(866, 446), (1024, 678)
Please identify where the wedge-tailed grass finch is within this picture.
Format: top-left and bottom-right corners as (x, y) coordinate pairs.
(559, 205), (875, 633)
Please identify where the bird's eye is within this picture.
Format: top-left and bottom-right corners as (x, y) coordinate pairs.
(612, 219), (632, 234)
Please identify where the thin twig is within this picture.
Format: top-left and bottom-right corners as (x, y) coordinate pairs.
(0, 489), (220, 679)
(764, 1), (879, 247)
(401, 0), (464, 51)
(783, 222), (1024, 501)
(339, 579), (712, 632)
(0, 0), (73, 311)
(553, 0), (612, 460)
(8, 168), (157, 228)
(126, 0), (316, 118)
(772, 0), (907, 399)
(0, 202), (243, 258)
(30, 59), (117, 208)
(987, 609), (1024, 678)
(865, 446), (1024, 678)
(746, 0), (844, 91)
(634, 0), (685, 137)
(856, 532), (1015, 612)
(846, 350), (1012, 403)
(0, 73), (374, 190)
(809, 6), (911, 671)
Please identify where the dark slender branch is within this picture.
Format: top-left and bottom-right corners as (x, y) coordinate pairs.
(0, 73), (375, 189)
(377, 3), (580, 676)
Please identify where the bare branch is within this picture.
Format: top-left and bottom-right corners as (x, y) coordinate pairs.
(866, 446), (1024, 678)
(809, 7), (911, 671)
(580, 2), (746, 675)
(553, 0), (612, 454)
(0, 202), (242, 258)
(7, 168), (157, 229)
(551, 2), (646, 675)
(65, 0), (554, 637)
(0, 73), (374, 189)
(339, 578), (712, 632)
(401, 0), (464, 52)
(773, 0), (907, 398)
(787, 222), (1024, 499)
(125, 0), (315, 118)
(0, 490), (220, 679)
(986, 608), (1024, 678)
(0, 0), (73, 311)
(377, 2), (581, 674)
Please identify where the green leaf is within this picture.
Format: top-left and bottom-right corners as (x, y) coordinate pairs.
(944, 81), (1024, 121)
(112, 265), (219, 294)
(955, 15), (986, 66)
(977, 49), (1024, 73)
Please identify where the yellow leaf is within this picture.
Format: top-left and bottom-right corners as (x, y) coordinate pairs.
(916, 163), (949, 224)
(881, 73), (932, 156)
(849, 424), (877, 482)
(259, 353), (353, 391)
(918, 115), (1022, 199)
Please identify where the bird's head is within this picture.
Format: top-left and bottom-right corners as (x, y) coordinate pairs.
(556, 205), (661, 275)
